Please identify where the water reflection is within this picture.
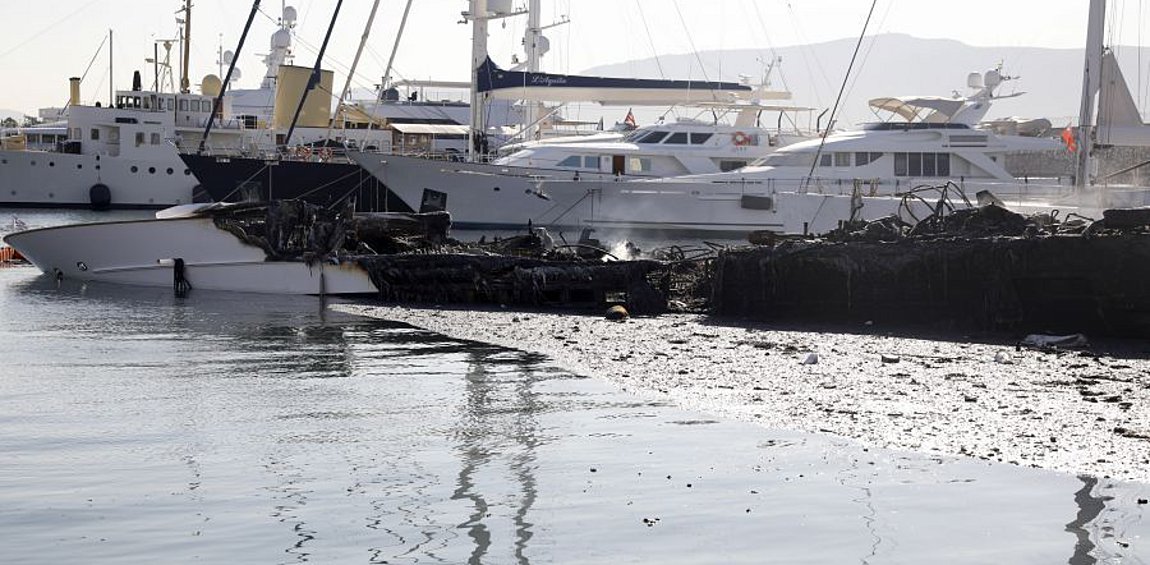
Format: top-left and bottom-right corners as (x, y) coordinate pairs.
(2, 266), (1149, 563)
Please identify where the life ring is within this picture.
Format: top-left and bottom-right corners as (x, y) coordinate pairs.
(319, 147), (333, 161)
(732, 131), (752, 147)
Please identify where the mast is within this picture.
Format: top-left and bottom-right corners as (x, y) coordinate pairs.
(284, 0), (343, 147)
(378, 0), (415, 101)
(197, 0), (262, 155)
(180, 0), (192, 94)
(328, 0), (382, 141)
(467, 0), (489, 162)
(1076, 0), (1106, 188)
(108, 30), (114, 105)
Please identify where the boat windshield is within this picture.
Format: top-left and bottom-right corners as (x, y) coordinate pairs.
(861, 122), (972, 131)
(752, 152), (817, 167)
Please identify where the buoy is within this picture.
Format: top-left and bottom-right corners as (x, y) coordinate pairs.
(89, 183), (112, 210)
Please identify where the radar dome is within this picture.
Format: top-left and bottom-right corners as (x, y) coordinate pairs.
(222, 50), (234, 64)
(282, 6), (297, 25)
(201, 74), (223, 97)
(488, 0), (513, 14)
(967, 72), (983, 89)
(272, 29), (292, 50)
(229, 68), (243, 82)
(984, 69), (1002, 89)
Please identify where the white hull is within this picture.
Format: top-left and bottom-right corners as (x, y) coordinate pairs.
(3, 217), (377, 295)
(350, 152), (1122, 236)
(350, 152), (610, 230)
(0, 150), (198, 208)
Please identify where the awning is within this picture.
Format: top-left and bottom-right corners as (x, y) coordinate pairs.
(389, 123), (470, 135)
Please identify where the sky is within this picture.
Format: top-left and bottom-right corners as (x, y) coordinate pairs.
(0, 0), (1143, 116)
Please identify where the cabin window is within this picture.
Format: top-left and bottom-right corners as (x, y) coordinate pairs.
(135, 132), (145, 147)
(583, 156), (600, 170)
(664, 132), (689, 144)
(761, 152), (816, 167)
(894, 153), (951, 177)
(179, 99), (188, 111)
(819, 154), (832, 167)
(637, 131), (668, 144)
(90, 128), (99, 141)
(855, 152), (882, 166)
(151, 133), (161, 145)
(71, 128), (81, 140)
(690, 133), (713, 145)
(557, 155), (582, 168)
(629, 157), (653, 173)
(719, 160), (746, 172)
(834, 152), (851, 167)
(142, 98), (151, 110)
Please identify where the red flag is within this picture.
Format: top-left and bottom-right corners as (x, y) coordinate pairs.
(624, 109), (637, 128)
(1061, 125), (1077, 153)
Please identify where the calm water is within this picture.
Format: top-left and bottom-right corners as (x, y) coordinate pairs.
(2, 209), (1149, 563)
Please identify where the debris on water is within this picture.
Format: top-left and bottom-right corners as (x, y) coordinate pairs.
(880, 354), (900, 364)
(1020, 334), (1090, 350)
(606, 305), (629, 321)
(994, 351), (1013, 364)
(801, 353), (819, 365)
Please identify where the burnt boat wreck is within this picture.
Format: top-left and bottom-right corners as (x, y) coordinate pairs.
(714, 197), (1150, 337)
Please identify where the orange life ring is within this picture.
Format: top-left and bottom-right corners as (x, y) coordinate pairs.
(732, 131), (752, 146)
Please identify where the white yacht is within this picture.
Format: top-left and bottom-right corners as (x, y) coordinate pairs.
(350, 66), (1051, 234)
(0, 78), (243, 209)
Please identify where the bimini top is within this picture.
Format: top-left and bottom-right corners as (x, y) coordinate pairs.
(475, 57), (775, 106)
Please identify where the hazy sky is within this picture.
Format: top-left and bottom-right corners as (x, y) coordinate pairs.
(0, 0), (1140, 115)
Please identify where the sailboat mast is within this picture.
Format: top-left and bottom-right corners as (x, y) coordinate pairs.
(468, 0), (489, 162)
(1076, 0), (1107, 188)
(180, 0), (192, 94)
(379, 0), (414, 101)
(328, 0), (382, 141)
(108, 30), (114, 106)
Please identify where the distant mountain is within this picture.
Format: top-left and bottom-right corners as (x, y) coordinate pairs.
(0, 109), (27, 124)
(582, 33), (1150, 128)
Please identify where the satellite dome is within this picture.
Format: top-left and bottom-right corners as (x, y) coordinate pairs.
(272, 29), (291, 49)
(201, 74), (222, 97)
(984, 69), (1002, 89)
(282, 6), (297, 24)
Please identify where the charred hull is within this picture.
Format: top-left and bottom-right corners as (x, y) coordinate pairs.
(713, 235), (1150, 336)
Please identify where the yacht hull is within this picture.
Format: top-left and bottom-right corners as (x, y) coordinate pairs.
(3, 217), (377, 295)
(180, 154), (413, 213)
(350, 152), (1096, 236)
(0, 150), (200, 209)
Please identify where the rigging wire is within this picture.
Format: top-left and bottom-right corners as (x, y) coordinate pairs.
(805, 0), (880, 186)
(0, 0), (101, 61)
(839, 0), (894, 126)
(61, 34), (111, 110)
(671, 0), (713, 84)
(633, 0), (666, 78)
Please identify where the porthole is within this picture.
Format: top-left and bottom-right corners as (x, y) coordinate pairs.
(131, 166), (138, 173)
(166, 168), (174, 175)
(30, 161), (36, 166)
(184, 169), (191, 175)
(1, 159), (7, 164)
(49, 162), (55, 167)
(76, 164), (83, 169)
(493, 186), (501, 192)
(95, 165), (101, 170)
(148, 167), (156, 174)
(48, 192), (54, 198)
